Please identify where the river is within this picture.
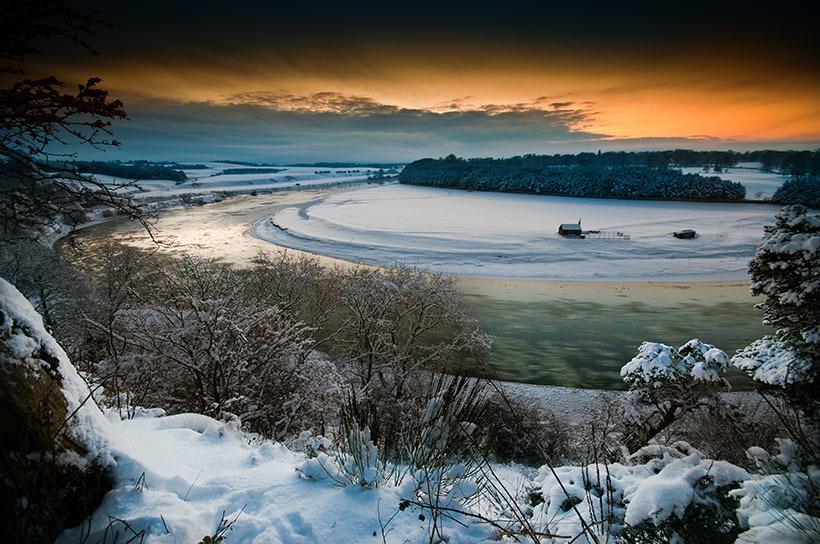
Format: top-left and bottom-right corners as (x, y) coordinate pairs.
(56, 187), (769, 390)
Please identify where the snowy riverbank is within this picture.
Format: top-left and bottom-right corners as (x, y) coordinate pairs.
(255, 184), (781, 281)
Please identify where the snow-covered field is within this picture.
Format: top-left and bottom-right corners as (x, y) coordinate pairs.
(255, 184), (781, 281)
(90, 162), (381, 199)
(679, 162), (787, 200)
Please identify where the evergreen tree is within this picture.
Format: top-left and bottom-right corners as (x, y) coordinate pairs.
(733, 206), (820, 423)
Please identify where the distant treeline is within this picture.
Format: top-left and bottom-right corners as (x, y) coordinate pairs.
(289, 162), (406, 169)
(221, 167), (285, 175)
(217, 160), (282, 167)
(772, 176), (820, 208)
(59, 160), (189, 181)
(399, 155), (746, 201)
(398, 150), (820, 175)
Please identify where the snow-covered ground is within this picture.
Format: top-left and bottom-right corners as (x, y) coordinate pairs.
(59, 413), (500, 544)
(89, 162), (382, 199)
(679, 162), (787, 200)
(254, 184), (781, 281)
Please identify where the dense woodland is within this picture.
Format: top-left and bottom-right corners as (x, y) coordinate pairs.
(409, 149), (819, 173)
(400, 156), (747, 200)
(772, 176), (820, 208)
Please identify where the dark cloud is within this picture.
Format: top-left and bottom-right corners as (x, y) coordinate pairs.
(38, 1), (817, 160)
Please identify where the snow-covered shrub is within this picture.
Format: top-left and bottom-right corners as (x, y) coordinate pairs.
(0, 240), (93, 351)
(664, 399), (780, 467)
(331, 266), (491, 396)
(391, 376), (491, 540)
(401, 375), (486, 473)
(731, 440), (820, 543)
(529, 442), (750, 544)
(620, 339), (732, 451)
(247, 250), (341, 332)
(325, 266), (491, 460)
(332, 389), (389, 488)
(331, 373), (487, 501)
(289, 430), (332, 458)
(339, 425), (383, 488)
(733, 205), (820, 409)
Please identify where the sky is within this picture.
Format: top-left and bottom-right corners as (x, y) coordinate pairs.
(32, 1), (820, 162)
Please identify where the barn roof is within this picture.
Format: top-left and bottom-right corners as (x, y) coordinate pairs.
(560, 223), (582, 231)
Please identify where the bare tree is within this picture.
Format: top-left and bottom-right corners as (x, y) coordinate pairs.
(331, 266), (491, 400)
(91, 256), (328, 437)
(0, 0), (149, 240)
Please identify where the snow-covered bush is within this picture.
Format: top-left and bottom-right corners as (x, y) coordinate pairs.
(733, 205), (820, 406)
(339, 425), (384, 488)
(327, 266), (491, 457)
(732, 440), (820, 543)
(332, 266), (491, 395)
(620, 339), (732, 451)
(331, 374), (488, 491)
(530, 442), (750, 543)
(0, 240), (93, 351)
(74, 247), (491, 446)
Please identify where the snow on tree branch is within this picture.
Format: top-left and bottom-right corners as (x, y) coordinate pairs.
(732, 205), (820, 392)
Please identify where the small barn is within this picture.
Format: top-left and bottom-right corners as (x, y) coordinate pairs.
(558, 223), (583, 237)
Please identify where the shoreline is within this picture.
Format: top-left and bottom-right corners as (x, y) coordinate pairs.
(245, 197), (754, 288)
(252, 218), (755, 287)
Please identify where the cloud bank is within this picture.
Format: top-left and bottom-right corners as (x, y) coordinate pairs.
(74, 93), (613, 162)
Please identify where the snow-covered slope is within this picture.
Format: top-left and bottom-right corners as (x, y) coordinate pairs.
(255, 184), (781, 281)
(0, 278), (112, 466)
(58, 413), (496, 543)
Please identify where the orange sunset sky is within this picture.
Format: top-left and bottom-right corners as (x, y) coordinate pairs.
(34, 1), (820, 161)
